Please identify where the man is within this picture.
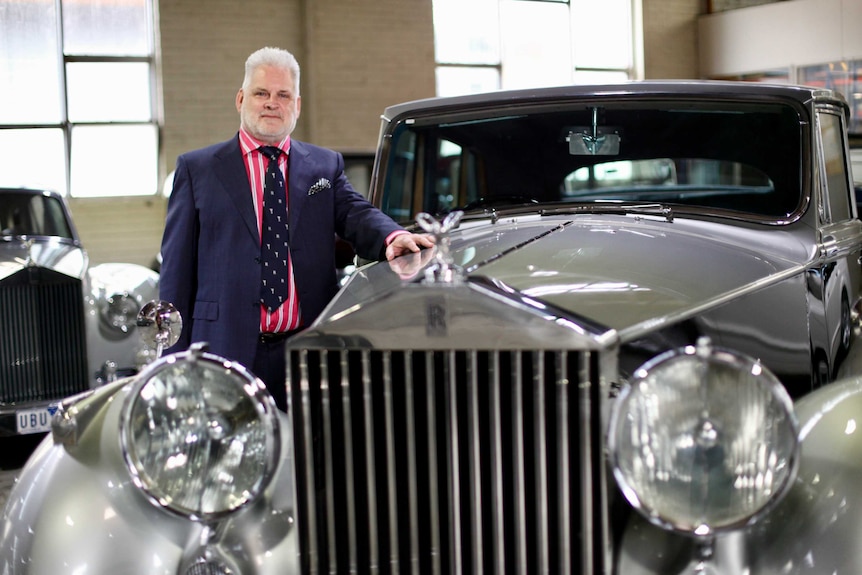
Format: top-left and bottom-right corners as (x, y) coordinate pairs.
(159, 47), (433, 409)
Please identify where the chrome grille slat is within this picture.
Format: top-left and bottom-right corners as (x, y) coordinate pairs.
(382, 351), (399, 572)
(466, 350), (483, 575)
(340, 350), (359, 573)
(287, 348), (590, 574)
(424, 351), (442, 575)
(557, 352), (572, 575)
(361, 350), (380, 571)
(444, 350), (463, 575)
(488, 352), (505, 573)
(533, 351), (549, 574)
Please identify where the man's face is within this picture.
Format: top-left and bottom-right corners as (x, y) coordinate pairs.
(236, 64), (301, 144)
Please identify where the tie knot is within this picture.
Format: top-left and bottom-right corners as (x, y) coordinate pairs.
(260, 146), (282, 162)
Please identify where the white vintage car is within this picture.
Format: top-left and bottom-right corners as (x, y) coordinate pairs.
(4, 81), (862, 574)
(0, 188), (159, 437)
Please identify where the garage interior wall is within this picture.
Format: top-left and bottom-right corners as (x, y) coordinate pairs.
(71, 0), (702, 268)
(699, 0), (862, 78)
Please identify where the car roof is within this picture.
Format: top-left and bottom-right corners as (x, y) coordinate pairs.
(382, 80), (847, 121)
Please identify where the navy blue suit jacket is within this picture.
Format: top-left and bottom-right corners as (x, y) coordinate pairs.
(159, 134), (402, 368)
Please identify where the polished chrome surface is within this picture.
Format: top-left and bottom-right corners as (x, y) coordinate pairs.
(120, 346), (280, 521)
(287, 345), (594, 574)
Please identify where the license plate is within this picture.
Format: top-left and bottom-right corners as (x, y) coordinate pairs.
(16, 406), (56, 435)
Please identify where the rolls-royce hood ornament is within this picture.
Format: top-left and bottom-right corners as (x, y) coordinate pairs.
(416, 211), (463, 284)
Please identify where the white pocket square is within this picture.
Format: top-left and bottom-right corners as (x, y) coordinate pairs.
(308, 178), (331, 195)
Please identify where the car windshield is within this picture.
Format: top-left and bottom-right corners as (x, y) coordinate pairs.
(379, 98), (803, 224)
(0, 191), (74, 239)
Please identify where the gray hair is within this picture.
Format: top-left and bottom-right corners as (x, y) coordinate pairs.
(242, 47), (301, 95)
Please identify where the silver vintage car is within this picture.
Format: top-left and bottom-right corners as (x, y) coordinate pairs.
(0, 188), (159, 437)
(4, 81), (862, 574)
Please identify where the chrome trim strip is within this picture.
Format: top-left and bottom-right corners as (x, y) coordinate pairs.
(513, 352), (528, 573)
(404, 351), (420, 572)
(616, 263), (811, 344)
(425, 351), (442, 575)
(445, 350), (463, 574)
(361, 350), (380, 569)
(340, 350), (359, 572)
(382, 351), (400, 570)
(297, 351), (319, 573)
(321, 353), (337, 572)
(558, 351), (572, 575)
(579, 352), (594, 574)
(467, 350), (483, 573)
(489, 352), (506, 572)
(534, 351), (550, 573)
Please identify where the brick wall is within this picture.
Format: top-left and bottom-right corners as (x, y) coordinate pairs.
(75, 0), (699, 267)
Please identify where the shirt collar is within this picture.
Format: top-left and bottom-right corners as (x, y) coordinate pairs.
(238, 127), (291, 157)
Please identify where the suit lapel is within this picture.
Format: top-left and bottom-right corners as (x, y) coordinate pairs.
(287, 141), (312, 238)
(212, 137), (259, 241)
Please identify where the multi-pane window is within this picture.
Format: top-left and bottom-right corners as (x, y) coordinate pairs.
(0, 0), (158, 197)
(433, 0), (638, 97)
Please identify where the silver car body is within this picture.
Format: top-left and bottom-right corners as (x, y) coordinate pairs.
(3, 81), (862, 574)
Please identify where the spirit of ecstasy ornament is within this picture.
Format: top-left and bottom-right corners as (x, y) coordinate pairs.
(416, 211), (464, 284)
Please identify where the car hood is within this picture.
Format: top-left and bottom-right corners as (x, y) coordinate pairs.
(328, 214), (810, 340)
(0, 238), (87, 282)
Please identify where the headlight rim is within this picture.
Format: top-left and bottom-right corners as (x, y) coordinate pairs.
(119, 347), (281, 523)
(608, 338), (801, 537)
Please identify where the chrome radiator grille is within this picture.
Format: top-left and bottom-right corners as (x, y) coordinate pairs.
(288, 348), (601, 575)
(0, 268), (89, 404)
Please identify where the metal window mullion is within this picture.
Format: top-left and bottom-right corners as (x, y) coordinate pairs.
(512, 352), (528, 574)
(445, 350), (463, 575)
(321, 352), (338, 573)
(534, 351), (550, 574)
(362, 350), (380, 572)
(489, 351), (506, 574)
(340, 350), (359, 573)
(383, 351), (401, 573)
(296, 350), (319, 574)
(425, 351), (442, 575)
(404, 351), (420, 574)
(557, 352), (572, 575)
(467, 350), (484, 574)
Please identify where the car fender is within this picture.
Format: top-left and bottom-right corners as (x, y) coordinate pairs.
(0, 379), (299, 574)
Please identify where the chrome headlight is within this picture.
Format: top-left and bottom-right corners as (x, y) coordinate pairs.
(608, 337), (799, 536)
(100, 292), (140, 337)
(120, 345), (280, 521)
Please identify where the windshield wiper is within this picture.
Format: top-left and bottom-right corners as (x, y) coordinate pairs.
(540, 202), (674, 222)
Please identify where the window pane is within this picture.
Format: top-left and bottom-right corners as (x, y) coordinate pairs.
(0, 0), (63, 124)
(71, 125), (157, 197)
(572, 0), (632, 70)
(819, 112), (852, 222)
(572, 70), (629, 84)
(0, 129), (67, 194)
(433, 0), (500, 65)
(67, 62), (152, 122)
(500, 0), (572, 89)
(63, 0), (151, 56)
(436, 66), (500, 97)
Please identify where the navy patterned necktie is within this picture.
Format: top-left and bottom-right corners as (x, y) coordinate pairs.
(259, 146), (290, 311)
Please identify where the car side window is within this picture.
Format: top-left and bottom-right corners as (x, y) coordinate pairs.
(819, 111), (853, 223)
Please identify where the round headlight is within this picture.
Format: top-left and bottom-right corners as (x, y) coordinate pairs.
(608, 337), (799, 536)
(121, 346), (280, 521)
(100, 292), (140, 337)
